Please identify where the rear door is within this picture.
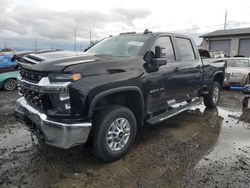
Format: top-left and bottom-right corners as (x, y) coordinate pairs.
(170, 36), (203, 101)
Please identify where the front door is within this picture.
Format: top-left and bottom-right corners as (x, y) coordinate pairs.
(144, 36), (177, 113)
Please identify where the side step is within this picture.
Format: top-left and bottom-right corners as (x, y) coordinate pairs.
(147, 98), (202, 125)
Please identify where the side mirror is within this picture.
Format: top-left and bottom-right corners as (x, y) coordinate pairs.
(152, 46), (168, 66)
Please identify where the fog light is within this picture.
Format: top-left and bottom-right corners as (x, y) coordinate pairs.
(59, 93), (71, 110)
(65, 103), (71, 110)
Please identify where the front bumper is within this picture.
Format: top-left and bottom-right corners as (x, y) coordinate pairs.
(15, 97), (92, 149)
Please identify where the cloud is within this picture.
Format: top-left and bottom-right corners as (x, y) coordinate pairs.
(111, 8), (150, 26)
(226, 20), (249, 29)
(0, 3), (150, 50)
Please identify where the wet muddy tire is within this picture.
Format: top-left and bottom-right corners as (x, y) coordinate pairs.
(204, 81), (220, 108)
(3, 79), (17, 91)
(90, 105), (137, 162)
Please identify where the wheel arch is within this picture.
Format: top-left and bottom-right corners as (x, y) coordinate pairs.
(212, 71), (224, 87)
(88, 86), (145, 126)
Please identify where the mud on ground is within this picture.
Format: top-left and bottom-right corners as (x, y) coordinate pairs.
(0, 90), (249, 187)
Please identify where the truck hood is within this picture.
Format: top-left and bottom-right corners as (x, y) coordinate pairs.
(13, 50), (142, 77)
(14, 50), (104, 72)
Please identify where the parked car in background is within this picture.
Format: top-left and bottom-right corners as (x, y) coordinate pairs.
(223, 58), (250, 87)
(0, 55), (17, 69)
(0, 71), (18, 91)
(0, 54), (18, 91)
(209, 51), (226, 58)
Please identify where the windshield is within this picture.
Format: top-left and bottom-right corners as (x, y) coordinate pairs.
(227, 59), (249, 67)
(87, 35), (151, 57)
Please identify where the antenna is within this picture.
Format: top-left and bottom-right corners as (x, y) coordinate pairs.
(74, 28), (77, 51)
(224, 9), (227, 30)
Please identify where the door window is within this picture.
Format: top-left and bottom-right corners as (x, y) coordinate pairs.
(176, 37), (196, 60)
(151, 37), (175, 62)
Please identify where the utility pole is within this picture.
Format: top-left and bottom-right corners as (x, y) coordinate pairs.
(224, 9), (227, 30)
(34, 37), (37, 52)
(90, 29), (92, 46)
(74, 28), (77, 52)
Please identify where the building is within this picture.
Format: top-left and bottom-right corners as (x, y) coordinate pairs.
(200, 27), (250, 57)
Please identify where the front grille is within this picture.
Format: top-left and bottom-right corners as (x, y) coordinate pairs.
(19, 88), (53, 111)
(20, 69), (47, 83)
(21, 88), (43, 109)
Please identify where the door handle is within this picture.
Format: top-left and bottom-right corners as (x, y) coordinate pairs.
(174, 67), (179, 72)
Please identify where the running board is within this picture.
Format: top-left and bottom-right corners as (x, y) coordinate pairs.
(147, 98), (202, 125)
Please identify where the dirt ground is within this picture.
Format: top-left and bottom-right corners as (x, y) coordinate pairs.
(0, 90), (250, 188)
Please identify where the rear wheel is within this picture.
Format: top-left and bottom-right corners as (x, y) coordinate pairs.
(3, 79), (17, 91)
(204, 81), (220, 108)
(90, 105), (137, 162)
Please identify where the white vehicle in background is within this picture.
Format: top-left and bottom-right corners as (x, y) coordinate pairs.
(223, 58), (250, 87)
(209, 51), (226, 58)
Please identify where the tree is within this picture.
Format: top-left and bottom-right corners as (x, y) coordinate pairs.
(1, 48), (12, 52)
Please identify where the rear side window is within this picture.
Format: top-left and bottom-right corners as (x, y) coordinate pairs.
(176, 37), (196, 60)
(151, 37), (175, 62)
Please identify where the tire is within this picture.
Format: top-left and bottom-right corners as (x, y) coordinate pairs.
(90, 105), (137, 162)
(3, 79), (17, 91)
(203, 81), (220, 108)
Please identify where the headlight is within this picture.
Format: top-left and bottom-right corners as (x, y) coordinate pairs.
(231, 73), (243, 77)
(49, 73), (81, 82)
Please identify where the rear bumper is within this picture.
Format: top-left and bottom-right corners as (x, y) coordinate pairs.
(15, 97), (92, 149)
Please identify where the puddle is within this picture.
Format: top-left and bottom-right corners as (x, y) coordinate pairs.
(1, 91), (250, 187)
(196, 92), (250, 164)
(184, 92), (250, 187)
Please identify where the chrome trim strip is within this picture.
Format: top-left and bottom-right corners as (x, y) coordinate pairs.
(17, 97), (90, 127)
(159, 98), (202, 121)
(17, 75), (71, 93)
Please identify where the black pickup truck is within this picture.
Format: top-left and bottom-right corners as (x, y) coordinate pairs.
(14, 31), (225, 161)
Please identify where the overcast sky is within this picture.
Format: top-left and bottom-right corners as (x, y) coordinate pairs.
(1, 0), (250, 51)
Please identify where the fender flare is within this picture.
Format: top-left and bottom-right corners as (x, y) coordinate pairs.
(209, 70), (225, 89)
(88, 86), (145, 118)
(212, 70), (224, 80)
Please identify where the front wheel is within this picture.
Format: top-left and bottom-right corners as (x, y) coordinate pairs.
(203, 81), (220, 108)
(90, 105), (137, 162)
